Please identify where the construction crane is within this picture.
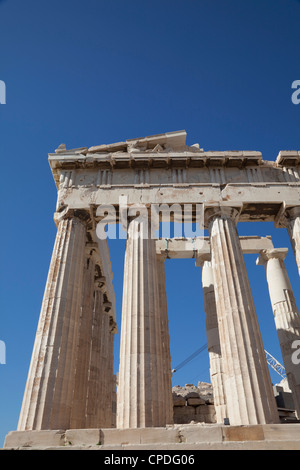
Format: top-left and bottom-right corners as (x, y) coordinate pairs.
(172, 344), (286, 379)
(171, 343), (207, 373)
(264, 349), (286, 379)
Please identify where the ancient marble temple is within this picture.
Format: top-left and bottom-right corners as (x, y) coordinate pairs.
(4, 131), (300, 448)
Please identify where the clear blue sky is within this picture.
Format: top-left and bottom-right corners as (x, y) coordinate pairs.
(0, 0), (299, 446)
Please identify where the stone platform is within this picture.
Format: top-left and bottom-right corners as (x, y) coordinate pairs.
(3, 424), (300, 450)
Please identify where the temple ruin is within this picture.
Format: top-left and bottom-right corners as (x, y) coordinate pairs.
(4, 130), (300, 449)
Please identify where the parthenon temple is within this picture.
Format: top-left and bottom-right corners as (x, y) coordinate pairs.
(4, 130), (300, 449)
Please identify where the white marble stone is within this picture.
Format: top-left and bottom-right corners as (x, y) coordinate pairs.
(257, 248), (300, 418)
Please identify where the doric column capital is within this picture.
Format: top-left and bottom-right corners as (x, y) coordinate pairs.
(256, 248), (288, 265)
(54, 206), (92, 227)
(195, 252), (211, 267)
(274, 203), (300, 228)
(204, 204), (242, 229)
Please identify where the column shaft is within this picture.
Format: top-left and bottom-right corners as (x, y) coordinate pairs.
(286, 207), (300, 276)
(257, 249), (300, 418)
(100, 309), (114, 427)
(117, 218), (164, 428)
(201, 259), (227, 423)
(85, 287), (116, 428)
(85, 289), (105, 427)
(207, 207), (279, 425)
(18, 216), (86, 430)
(156, 255), (173, 425)
(70, 252), (96, 429)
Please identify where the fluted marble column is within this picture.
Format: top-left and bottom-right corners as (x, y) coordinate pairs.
(99, 306), (116, 428)
(85, 288), (106, 427)
(18, 213), (87, 430)
(156, 254), (173, 425)
(85, 278), (117, 428)
(206, 206), (279, 425)
(199, 257), (227, 423)
(257, 248), (300, 418)
(117, 217), (165, 428)
(286, 207), (300, 276)
(70, 249), (96, 429)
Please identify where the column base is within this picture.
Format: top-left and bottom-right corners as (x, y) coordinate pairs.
(3, 423), (300, 450)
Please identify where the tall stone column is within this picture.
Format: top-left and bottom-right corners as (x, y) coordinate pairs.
(156, 254), (173, 425)
(117, 217), (165, 428)
(206, 206), (279, 425)
(257, 248), (300, 418)
(106, 316), (117, 427)
(85, 287), (106, 428)
(198, 256), (227, 423)
(18, 211), (88, 430)
(70, 248), (96, 429)
(286, 207), (300, 276)
(85, 273), (117, 429)
(99, 304), (116, 428)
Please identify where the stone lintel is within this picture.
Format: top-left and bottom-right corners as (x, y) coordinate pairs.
(54, 187), (300, 225)
(156, 236), (274, 261)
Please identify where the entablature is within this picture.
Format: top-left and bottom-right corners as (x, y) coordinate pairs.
(48, 131), (300, 224)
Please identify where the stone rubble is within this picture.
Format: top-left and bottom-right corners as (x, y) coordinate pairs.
(172, 382), (216, 424)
